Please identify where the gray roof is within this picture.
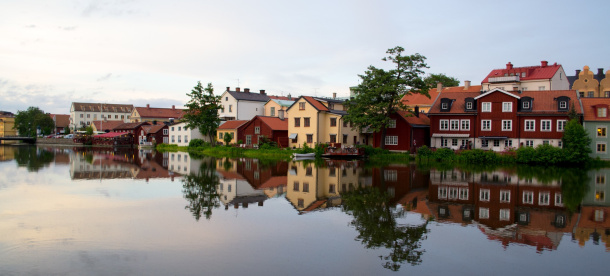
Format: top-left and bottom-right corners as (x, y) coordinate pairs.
(313, 97), (345, 104)
(329, 110), (348, 116)
(228, 91), (270, 102)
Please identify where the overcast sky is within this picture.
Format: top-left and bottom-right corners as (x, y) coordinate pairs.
(1, 0), (609, 114)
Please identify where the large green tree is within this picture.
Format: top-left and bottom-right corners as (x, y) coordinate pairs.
(423, 73), (459, 88)
(183, 81), (222, 145)
(14, 106), (54, 137)
(344, 46), (429, 149)
(561, 119), (591, 164)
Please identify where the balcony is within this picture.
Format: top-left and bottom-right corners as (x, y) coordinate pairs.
(488, 76), (520, 83)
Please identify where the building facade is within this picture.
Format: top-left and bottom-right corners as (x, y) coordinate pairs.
(70, 102), (133, 131)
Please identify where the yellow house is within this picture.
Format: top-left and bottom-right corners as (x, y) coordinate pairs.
(0, 114), (17, 144)
(286, 96), (361, 148)
(264, 99), (295, 118)
(216, 120), (247, 144)
(572, 66), (602, 97)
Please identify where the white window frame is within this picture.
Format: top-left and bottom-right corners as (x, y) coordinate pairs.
(504, 140), (513, 147)
(480, 189), (490, 201)
(441, 139), (448, 147)
(461, 119), (470, 131)
(500, 209), (510, 221)
(502, 120), (512, 131)
(557, 120), (566, 132)
(384, 170), (397, 182)
(526, 140), (534, 147)
(459, 188), (469, 200)
(597, 143), (606, 153)
(385, 136), (398, 145)
(450, 120), (459, 131)
(541, 120), (552, 132)
(440, 120), (449, 130)
(254, 126), (260, 134)
(482, 102), (491, 112)
(555, 193), (563, 207)
(502, 102), (512, 112)
(539, 192), (550, 206)
(449, 187), (458, 199)
(441, 103), (448, 109)
(598, 126), (607, 138)
(438, 186), (447, 199)
(481, 120), (491, 131)
(163, 129), (168, 135)
(479, 208), (489, 219)
(523, 191), (534, 204)
(525, 120), (535, 131)
(466, 102), (472, 109)
(388, 120), (396, 128)
(560, 101), (568, 109)
(500, 190), (510, 203)
(523, 101), (530, 109)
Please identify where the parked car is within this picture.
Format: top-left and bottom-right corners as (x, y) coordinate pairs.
(64, 134), (74, 139)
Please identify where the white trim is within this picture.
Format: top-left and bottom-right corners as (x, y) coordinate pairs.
(474, 88), (521, 100)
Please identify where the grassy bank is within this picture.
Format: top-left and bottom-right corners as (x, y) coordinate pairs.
(157, 143), (294, 160)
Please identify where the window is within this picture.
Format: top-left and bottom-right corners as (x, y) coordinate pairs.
(171, 135), (175, 142)
(171, 127), (175, 131)
(525, 120), (535, 131)
(342, 134), (347, 144)
(306, 134), (313, 143)
(388, 120), (396, 128)
(229, 105), (232, 112)
(500, 190), (510, 202)
(523, 191), (534, 204)
(440, 120), (449, 130)
(555, 193), (563, 206)
(466, 102), (472, 109)
(479, 208), (489, 219)
(298, 199), (304, 208)
(482, 102), (491, 112)
(304, 118), (310, 127)
(526, 140), (534, 147)
(80, 114), (84, 118)
(163, 129), (168, 135)
(303, 182), (309, 193)
(452, 139), (458, 146)
(385, 136), (398, 145)
(598, 127), (607, 137)
(461, 120), (470, 131)
(557, 120), (566, 132)
(541, 120), (551, 131)
(500, 209), (510, 221)
(299, 102), (306, 110)
(597, 143), (606, 153)
(294, 117), (301, 127)
(306, 166), (312, 176)
(449, 187), (458, 199)
(441, 139), (448, 147)
(459, 188), (468, 200)
(480, 189), (490, 201)
(596, 175), (606, 185)
(502, 120), (512, 131)
(558, 140), (563, 147)
(270, 107), (275, 116)
(596, 190), (605, 202)
(588, 91), (595, 97)
(481, 140), (488, 147)
(330, 134), (337, 143)
(225, 97), (228, 101)
(178, 127), (181, 131)
(543, 140), (549, 145)
(384, 170), (397, 182)
(523, 101), (530, 109)
(255, 126), (260, 134)
(246, 135), (252, 145)
(438, 187), (447, 199)
(538, 86), (545, 91)
(579, 91), (585, 98)
(450, 120), (459, 130)
(539, 192), (550, 205)
(493, 140), (500, 147)
(560, 101), (567, 109)
(606, 91), (610, 98)
(330, 118), (337, 127)
(505, 140), (513, 147)
(343, 120), (348, 127)
(293, 181), (300, 191)
(481, 120), (491, 131)
(219, 132), (224, 139)
(503, 102), (512, 112)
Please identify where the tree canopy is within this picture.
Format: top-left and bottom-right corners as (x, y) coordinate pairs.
(561, 119), (591, 164)
(344, 46), (429, 149)
(423, 73), (460, 88)
(183, 81), (222, 145)
(14, 106), (54, 137)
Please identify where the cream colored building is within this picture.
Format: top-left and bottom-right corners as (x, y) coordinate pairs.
(70, 102), (133, 131)
(570, 66), (610, 97)
(264, 99), (294, 118)
(286, 96), (361, 148)
(481, 61), (569, 92)
(0, 114), (17, 144)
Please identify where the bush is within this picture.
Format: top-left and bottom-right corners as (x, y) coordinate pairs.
(223, 133), (232, 146)
(188, 139), (206, 148)
(356, 145), (389, 156)
(534, 144), (565, 164)
(314, 143), (328, 156)
(460, 149), (499, 163)
(416, 145), (433, 159)
(433, 148), (455, 161)
(516, 146), (536, 163)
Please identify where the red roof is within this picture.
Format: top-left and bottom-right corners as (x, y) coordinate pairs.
(401, 85), (482, 107)
(92, 120), (125, 131)
(48, 114), (70, 127)
(259, 176), (287, 189)
(135, 106), (185, 119)
(519, 90), (581, 114)
(302, 96), (329, 111)
(482, 61), (562, 83)
(114, 122), (150, 130)
(256, 116), (288, 131)
(217, 170), (246, 180)
(218, 120), (248, 130)
(580, 98), (610, 121)
(396, 110), (430, 126)
(94, 132), (131, 138)
(268, 95), (295, 101)
(142, 124), (166, 134)
(427, 91), (481, 114)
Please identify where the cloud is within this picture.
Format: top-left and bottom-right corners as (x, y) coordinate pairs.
(59, 26), (77, 31)
(96, 73), (113, 82)
(80, 0), (140, 17)
(25, 25), (36, 28)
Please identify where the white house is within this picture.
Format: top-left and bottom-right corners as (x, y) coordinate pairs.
(168, 122), (207, 146)
(218, 87), (270, 121)
(481, 61), (569, 92)
(70, 102), (133, 131)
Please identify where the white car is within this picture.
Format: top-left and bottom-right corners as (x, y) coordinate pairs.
(64, 134), (75, 139)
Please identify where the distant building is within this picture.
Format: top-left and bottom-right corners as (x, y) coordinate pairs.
(218, 87), (270, 121)
(168, 121), (207, 146)
(48, 114), (70, 134)
(569, 66), (610, 98)
(481, 61), (569, 92)
(216, 120), (248, 145)
(0, 112), (16, 144)
(130, 104), (185, 123)
(70, 102), (133, 131)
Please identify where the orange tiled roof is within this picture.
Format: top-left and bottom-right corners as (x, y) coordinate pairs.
(114, 122), (150, 130)
(217, 170), (246, 180)
(142, 124), (166, 134)
(401, 85), (482, 107)
(580, 98), (610, 121)
(218, 120), (248, 130)
(257, 116), (288, 131)
(259, 176), (288, 189)
(135, 106), (185, 119)
(302, 96), (329, 111)
(427, 91), (481, 114)
(48, 114), (70, 127)
(519, 90), (582, 114)
(92, 120), (125, 131)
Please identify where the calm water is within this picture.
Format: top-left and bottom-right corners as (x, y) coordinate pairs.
(0, 145), (608, 275)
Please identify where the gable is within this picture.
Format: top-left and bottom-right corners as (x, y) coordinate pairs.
(474, 88), (520, 100)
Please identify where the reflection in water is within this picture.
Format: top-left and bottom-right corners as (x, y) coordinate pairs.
(342, 187), (429, 271)
(14, 146), (55, 172)
(182, 157), (221, 221)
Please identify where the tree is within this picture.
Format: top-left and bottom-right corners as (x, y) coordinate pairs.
(423, 73), (459, 88)
(13, 106), (54, 137)
(183, 81), (222, 145)
(223, 132), (232, 146)
(562, 119), (591, 164)
(182, 157), (221, 221)
(344, 46), (429, 149)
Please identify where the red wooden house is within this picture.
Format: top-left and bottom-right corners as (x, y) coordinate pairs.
(372, 109), (430, 152)
(113, 122), (151, 145)
(138, 124), (169, 145)
(427, 91), (480, 150)
(238, 116), (288, 148)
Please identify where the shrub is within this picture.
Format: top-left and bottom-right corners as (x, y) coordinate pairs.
(416, 145), (433, 159)
(188, 139), (206, 148)
(433, 148), (455, 161)
(356, 145), (389, 156)
(460, 149), (499, 163)
(534, 144), (565, 164)
(314, 143), (328, 156)
(516, 146), (536, 163)
(223, 133), (232, 146)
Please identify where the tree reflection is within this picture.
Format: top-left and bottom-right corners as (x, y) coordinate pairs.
(13, 146), (54, 172)
(182, 158), (221, 221)
(342, 187), (428, 271)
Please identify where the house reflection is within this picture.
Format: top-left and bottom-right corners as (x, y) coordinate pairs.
(573, 168), (610, 251)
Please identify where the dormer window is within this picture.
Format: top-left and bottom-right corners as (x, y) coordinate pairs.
(598, 107), (607, 118)
(560, 101), (567, 109)
(556, 96), (570, 112)
(523, 102), (530, 109)
(466, 102), (472, 109)
(440, 98), (453, 112)
(442, 103), (448, 109)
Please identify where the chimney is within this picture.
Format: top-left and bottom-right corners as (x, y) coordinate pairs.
(414, 106), (420, 118)
(464, 80), (471, 90)
(576, 69), (581, 76)
(146, 104), (150, 108)
(244, 88), (250, 93)
(226, 87), (230, 91)
(259, 89), (265, 95)
(236, 87), (241, 92)
(598, 68), (604, 79)
(333, 92), (337, 99)
(541, 60), (548, 67)
(288, 94), (291, 100)
(437, 82), (442, 92)
(278, 110), (285, 120)
(172, 105), (175, 110)
(506, 62), (513, 70)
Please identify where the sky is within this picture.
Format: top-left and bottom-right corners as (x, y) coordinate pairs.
(1, 0), (609, 114)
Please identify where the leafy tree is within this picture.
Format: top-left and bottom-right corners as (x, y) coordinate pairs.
(182, 157), (221, 221)
(562, 119), (591, 164)
(423, 73), (459, 88)
(14, 146), (55, 172)
(85, 126), (94, 135)
(345, 46), (429, 149)
(223, 132), (232, 146)
(13, 106), (55, 137)
(64, 127), (71, 135)
(183, 81), (222, 145)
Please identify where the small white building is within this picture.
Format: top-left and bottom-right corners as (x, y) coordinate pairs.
(481, 61), (569, 92)
(168, 122), (207, 146)
(218, 87), (270, 121)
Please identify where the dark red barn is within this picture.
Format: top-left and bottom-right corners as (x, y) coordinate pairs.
(238, 116), (289, 148)
(372, 110), (430, 152)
